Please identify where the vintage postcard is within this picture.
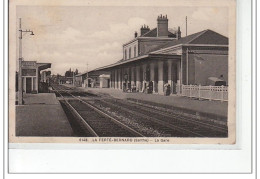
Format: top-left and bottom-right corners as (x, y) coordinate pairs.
(9, 0), (236, 144)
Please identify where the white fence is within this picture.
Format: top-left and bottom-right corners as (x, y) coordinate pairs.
(177, 84), (228, 102)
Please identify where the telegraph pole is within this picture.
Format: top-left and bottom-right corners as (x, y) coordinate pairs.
(18, 18), (34, 105)
(86, 62), (88, 78)
(86, 62), (89, 88)
(186, 16), (187, 36)
(73, 69), (75, 86)
(18, 18), (23, 105)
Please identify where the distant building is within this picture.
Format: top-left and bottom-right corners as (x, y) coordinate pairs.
(65, 77), (73, 84)
(74, 73), (86, 87)
(40, 71), (51, 83)
(57, 76), (66, 84)
(76, 70), (110, 88)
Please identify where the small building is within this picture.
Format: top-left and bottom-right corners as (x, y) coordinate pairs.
(74, 74), (82, 87)
(99, 74), (110, 88)
(58, 76), (66, 84)
(66, 77), (73, 84)
(74, 73), (89, 87)
(21, 61), (51, 93)
(82, 70), (111, 88)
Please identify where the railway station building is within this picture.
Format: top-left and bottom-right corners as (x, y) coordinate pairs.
(20, 61), (51, 93)
(88, 15), (228, 95)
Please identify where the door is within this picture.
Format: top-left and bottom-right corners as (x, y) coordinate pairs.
(88, 79), (91, 87)
(26, 78), (32, 93)
(107, 79), (110, 88)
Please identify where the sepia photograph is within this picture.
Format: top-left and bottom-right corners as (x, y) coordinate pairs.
(9, 0), (236, 144)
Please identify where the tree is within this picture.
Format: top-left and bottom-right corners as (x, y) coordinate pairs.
(46, 71), (51, 76)
(65, 69), (73, 77)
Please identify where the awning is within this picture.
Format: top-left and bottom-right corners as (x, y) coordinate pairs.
(37, 63), (51, 71)
(93, 53), (181, 71)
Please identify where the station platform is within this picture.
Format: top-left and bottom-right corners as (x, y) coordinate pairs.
(16, 93), (74, 136)
(70, 85), (228, 117)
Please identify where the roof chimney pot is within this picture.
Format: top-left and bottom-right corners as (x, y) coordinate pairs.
(157, 14), (169, 37)
(140, 24), (150, 36)
(177, 26), (181, 39)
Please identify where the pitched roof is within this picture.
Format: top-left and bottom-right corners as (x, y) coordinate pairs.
(149, 29), (228, 53)
(115, 59), (124, 63)
(189, 29), (228, 45)
(93, 59), (124, 71)
(141, 28), (176, 38)
(93, 29), (228, 71)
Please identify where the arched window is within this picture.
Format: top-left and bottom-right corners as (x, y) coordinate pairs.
(134, 46), (137, 57)
(125, 49), (127, 60)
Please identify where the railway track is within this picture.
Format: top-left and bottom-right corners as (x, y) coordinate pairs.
(52, 84), (228, 137)
(89, 99), (200, 137)
(52, 85), (144, 137)
(99, 99), (227, 137)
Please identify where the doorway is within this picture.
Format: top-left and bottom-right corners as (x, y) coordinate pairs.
(107, 79), (110, 88)
(88, 79), (91, 87)
(26, 78), (32, 93)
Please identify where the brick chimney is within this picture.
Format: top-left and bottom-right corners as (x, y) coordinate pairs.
(177, 26), (181, 39)
(140, 24), (150, 36)
(157, 14), (168, 37)
(134, 31), (138, 38)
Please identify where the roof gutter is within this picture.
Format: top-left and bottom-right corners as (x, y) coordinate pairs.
(123, 37), (176, 46)
(94, 54), (149, 71)
(151, 44), (228, 54)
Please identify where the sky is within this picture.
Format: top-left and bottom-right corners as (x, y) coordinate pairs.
(16, 6), (228, 75)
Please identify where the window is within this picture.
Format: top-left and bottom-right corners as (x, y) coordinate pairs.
(134, 46), (137, 57)
(129, 48), (131, 59)
(125, 49), (127, 60)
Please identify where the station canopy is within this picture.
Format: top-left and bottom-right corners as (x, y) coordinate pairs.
(37, 63), (51, 71)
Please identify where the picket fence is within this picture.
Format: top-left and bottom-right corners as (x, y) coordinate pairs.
(177, 84), (228, 102)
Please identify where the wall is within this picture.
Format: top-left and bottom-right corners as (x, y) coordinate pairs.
(188, 54), (195, 84)
(100, 78), (109, 88)
(182, 47), (228, 86)
(123, 40), (138, 60)
(139, 39), (172, 55)
(193, 53), (228, 85)
(123, 38), (174, 60)
(75, 76), (82, 87)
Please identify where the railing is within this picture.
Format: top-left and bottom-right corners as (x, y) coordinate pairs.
(177, 84), (228, 102)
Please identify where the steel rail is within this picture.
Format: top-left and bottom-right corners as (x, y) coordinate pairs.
(104, 99), (227, 136)
(57, 84), (218, 129)
(54, 85), (203, 137)
(53, 85), (145, 137)
(94, 99), (204, 137)
(119, 99), (227, 133)
(52, 86), (99, 137)
(53, 84), (226, 137)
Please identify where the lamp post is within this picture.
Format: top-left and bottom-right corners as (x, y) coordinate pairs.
(18, 18), (34, 105)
